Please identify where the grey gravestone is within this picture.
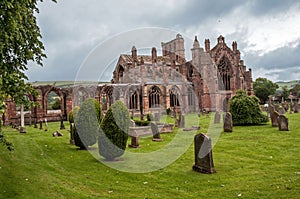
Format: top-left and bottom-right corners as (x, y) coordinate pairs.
(278, 107), (285, 115)
(223, 112), (233, 132)
(271, 111), (279, 127)
(70, 123), (75, 145)
(214, 112), (221, 124)
(60, 115), (65, 130)
(278, 115), (289, 131)
(39, 119), (43, 130)
(151, 122), (162, 142)
(53, 131), (63, 137)
(154, 112), (160, 121)
(192, 133), (216, 174)
(34, 118), (38, 128)
(274, 104), (280, 112)
(130, 119), (135, 127)
(294, 103), (299, 113)
(290, 103), (294, 114)
(179, 114), (185, 128)
(128, 131), (139, 148)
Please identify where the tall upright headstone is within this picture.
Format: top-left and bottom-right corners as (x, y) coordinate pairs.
(271, 111), (279, 127)
(278, 115), (289, 131)
(193, 133), (216, 174)
(214, 112), (220, 124)
(151, 122), (162, 142)
(223, 112), (233, 132)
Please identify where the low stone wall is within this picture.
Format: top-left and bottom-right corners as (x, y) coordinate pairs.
(129, 123), (174, 137)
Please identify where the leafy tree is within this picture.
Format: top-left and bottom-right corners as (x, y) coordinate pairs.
(74, 98), (102, 149)
(253, 78), (279, 104)
(51, 98), (61, 110)
(280, 86), (290, 101)
(290, 84), (300, 97)
(98, 100), (130, 160)
(229, 90), (268, 126)
(0, 0), (56, 148)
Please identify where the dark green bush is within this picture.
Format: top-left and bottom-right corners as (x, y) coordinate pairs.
(98, 100), (130, 160)
(133, 119), (150, 126)
(68, 106), (80, 124)
(75, 98), (102, 149)
(166, 108), (171, 115)
(229, 90), (269, 126)
(146, 113), (154, 121)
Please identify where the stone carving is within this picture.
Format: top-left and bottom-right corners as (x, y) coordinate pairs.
(193, 133), (216, 174)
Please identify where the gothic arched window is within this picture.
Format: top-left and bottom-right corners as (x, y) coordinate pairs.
(149, 86), (161, 108)
(170, 87), (180, 107)
(129, 91), (138, 110)
(218, 56), (231, 90)
(188, 87), (195, 106)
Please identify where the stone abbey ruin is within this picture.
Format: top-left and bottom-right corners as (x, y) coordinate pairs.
(3, 34), (253, 125)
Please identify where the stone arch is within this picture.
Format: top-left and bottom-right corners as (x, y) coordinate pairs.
(44, 86), (63, 116)
(217, 56), (232, 91)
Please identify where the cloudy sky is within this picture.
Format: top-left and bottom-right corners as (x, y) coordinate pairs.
(26, 0), (300, 83)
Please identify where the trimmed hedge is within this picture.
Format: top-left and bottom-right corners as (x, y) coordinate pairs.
(98, 100), (130, 160)
(75, 98), (102, 149)
(229, 90), (268, 126)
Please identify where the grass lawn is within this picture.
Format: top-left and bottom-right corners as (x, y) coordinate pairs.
(1, 113), (300, 198)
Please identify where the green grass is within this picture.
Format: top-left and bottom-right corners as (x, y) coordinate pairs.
(1, 113), (300, 198)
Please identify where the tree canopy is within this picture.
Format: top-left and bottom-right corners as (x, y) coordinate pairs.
(0, 0), (56, 107)
(253, 77), (279, 104)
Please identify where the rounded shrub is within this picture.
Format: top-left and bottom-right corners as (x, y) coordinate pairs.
(229, 90), (269, 126)
(68, 106), (80, 124)
(75, 98), (102, 149)
(146, 113), (154, 121)
(98, 100), (130, 160)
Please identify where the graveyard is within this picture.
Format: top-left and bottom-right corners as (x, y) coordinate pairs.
(1, 112), (300, 198)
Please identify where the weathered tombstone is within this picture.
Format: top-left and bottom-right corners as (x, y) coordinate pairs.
(70, 123), (75, 145)
(271, 111), (279, 127)
(294, 103), (299, 113)
(39, 119), (43, 130)
(130, 119), (135, 127)
(34, 118), (38, 128)
(289, 102), (294, 114)
(52, 131), (63, 137)
(128, 131), (139, 148)
(151, 122), (162, 142)
(44, 118), (48, 131)
(179, 114), (185, 128)
(154, 112), (160, 122)
(192, 133), (216, 174)
(278, 115), (289, 131)
(274, 104), (280, 112)
(214, 112), (220, 124)
(223, 112), (233, 132)
(278, 107), (285, 115)
(60, 115), (65, 130)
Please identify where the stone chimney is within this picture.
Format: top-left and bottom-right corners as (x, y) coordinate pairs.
(132, 46), (137, 61)
(205, 39), (210, 52)
(152, 47), (157, 63)
(232, 41), (237, 51)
